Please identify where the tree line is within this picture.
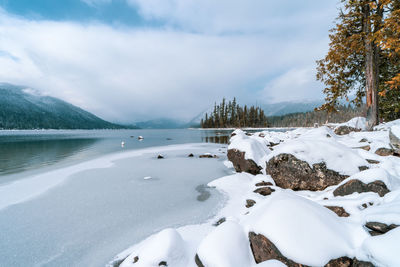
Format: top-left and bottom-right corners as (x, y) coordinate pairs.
(317, 0), (400, 128)
(201, 98), (268, 128)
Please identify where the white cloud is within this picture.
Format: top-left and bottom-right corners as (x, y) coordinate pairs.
(0, 2), (337, 122)
(260, 67), (324, 103)
(81, 0), (112, 6)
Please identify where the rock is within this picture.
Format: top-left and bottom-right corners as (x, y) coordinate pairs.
(324, 257), (374, 267)
(157, 154), (164, 159)
(255, 181), (273, 187)
(365, 221), (399, 236)
(249, 232), (373, 267)
(359, 138), (368, 143)
(188, 153), (194, 157)
(246, 199), (256, 208)
(254, 187), (275, 196)
(333, 179), (390, 197)
(133, 256), (139, 263)
(266, 153), (348, 191)
(358, 166), (369, 171)
(194, 254), (205, 267)
(375, 147), (394, 156)
(325, 206), (350, 217)
(334, 126), (360, 135)
(213, 217), (226, 226)
(138, 136), (144, 140)
(366, 159), (380, 164)
(357, 145), (371, 151)
(158, 261), (167, 266)
(227, 149), (262, 175)
(324, 257), (352, 267)
(248, 232), (300, 266)
(389, 127), (400, 149)
(199, 154), (213, 158)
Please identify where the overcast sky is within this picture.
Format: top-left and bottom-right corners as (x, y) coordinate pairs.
(0, 0), (339, 123)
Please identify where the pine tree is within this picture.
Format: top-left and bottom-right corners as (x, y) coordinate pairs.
(317, 0), (400, 128)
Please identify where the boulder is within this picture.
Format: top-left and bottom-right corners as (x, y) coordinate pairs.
(375, 147), (394, 156)
(325, 206), (350, 217)
(246, 199), (256, 208)
(227, 149), (262, 175)
(248, 232), (300, 266)
(249, 232), (373, 267)
(365, 221), (399, 236)
(266, 154), (348, 191)
(254, 187), (275, 196)
(333, 179), (390, 197)
(188, 153), (194, 157)
(157, 154), (164, 159)
(334, 126), (360, 135)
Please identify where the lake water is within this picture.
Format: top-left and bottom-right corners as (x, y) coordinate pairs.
(0, 129), (236, 267)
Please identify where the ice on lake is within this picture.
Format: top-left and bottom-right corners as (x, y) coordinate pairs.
(0, 143), (231, 267)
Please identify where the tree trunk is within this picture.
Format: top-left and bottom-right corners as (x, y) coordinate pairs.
(363, 3), (379, 130)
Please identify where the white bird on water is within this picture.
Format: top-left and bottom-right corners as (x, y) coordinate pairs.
(121, 141), (125, 147)
(138, 136), (144, 140)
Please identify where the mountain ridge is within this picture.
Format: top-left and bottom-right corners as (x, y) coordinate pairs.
(0, 83), (130, 129)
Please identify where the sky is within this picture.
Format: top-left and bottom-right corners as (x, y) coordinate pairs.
(0, 0), (339, 123)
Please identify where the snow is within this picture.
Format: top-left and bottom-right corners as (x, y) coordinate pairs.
(362, 227), (400, 266)
(197, 221), (254, 267)
(120, 229), (188, 267)
(266, 131), (368, 176)
(228, 129), (271, 170)
(114, 118), (400, 267)
(244, 191), (366, 266)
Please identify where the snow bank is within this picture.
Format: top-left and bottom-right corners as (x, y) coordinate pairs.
(329, 117), (366, 130)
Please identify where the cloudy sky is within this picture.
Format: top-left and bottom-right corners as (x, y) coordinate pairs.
(0, 0), (339, 123)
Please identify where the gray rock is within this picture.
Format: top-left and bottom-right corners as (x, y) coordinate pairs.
(365, 221), (399, 236)
(325, 206), (350, 217)
(254, 187), (275, 196)
(246, 199), (256, 208)
(375, 147), (394, 156)
(266, 154), (348, 191)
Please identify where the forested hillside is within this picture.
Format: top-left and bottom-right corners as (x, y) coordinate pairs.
(0, 83), (128, 129)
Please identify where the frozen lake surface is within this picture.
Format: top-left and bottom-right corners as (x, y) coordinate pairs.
(0, 130), (234, 267)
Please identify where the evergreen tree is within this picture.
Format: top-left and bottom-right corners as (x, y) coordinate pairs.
(317, 0), (400, 127)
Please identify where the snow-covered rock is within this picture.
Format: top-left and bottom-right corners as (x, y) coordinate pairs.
(196, 221), (254, 267)
(228, 129), (270, 174)
(244, 191), (367, 266)
(119, 229), (188, 267)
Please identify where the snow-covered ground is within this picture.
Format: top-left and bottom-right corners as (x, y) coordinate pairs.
(113, 119), (400, 267)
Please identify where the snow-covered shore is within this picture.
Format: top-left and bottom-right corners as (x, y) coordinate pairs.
(111, 118), (400, 267)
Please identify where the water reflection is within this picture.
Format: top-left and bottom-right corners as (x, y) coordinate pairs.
(0, 138), (98, 176)
(201, 135), (229, 144)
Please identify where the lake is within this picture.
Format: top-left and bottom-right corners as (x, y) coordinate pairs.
(0, 129), (236, 267)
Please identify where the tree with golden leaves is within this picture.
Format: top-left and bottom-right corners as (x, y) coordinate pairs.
(317, 0), (400, 128)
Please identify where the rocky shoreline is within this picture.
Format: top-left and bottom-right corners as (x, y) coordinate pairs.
(110, 117), (400, 267)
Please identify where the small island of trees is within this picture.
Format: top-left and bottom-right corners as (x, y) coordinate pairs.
(200, 98), (268, 128)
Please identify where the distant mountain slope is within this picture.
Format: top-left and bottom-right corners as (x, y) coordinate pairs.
(133, 118), (187, 129)
(0, 83), (128, 129)
(261, 100), (323, 116)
